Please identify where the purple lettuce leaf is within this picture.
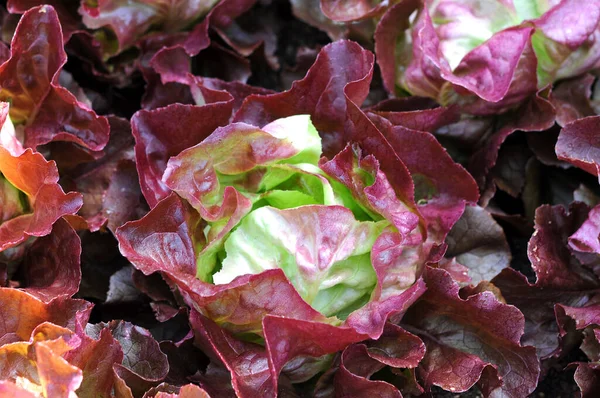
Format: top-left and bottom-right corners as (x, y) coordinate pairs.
(401, 267), (539, 397)
(492, 203), (600, 360)
(550, 74), (596, 127)
(61, 116), (144, 231)
(556, 116), (600, 176)
(469, 93), (555, 196)
(20, 218), (81, 302)
(444, 205), (511, 284)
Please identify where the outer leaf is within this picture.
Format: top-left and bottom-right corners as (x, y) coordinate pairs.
(334, 344), (401, 397)
(234, 40), (373, 157)
(64, 328), (124, 398)
(0, 144), (82, 251)
(21, 218), (81, 302)
(445, 205), (511, 284)
(369, 116), (479, 240)
(149, 0), (258, 84)
(556, 116), (600, 176)
(64, 116), (141, 231)
(0, 289), (92, 345)
(402, 267), (539, 397)
(80, 0), (220, 55)
(0, 323), (82, 398)
(469, 93), (555, 193)
(131, 102), (233, 207)
(574, 362), (600, 398)
(88, 321), (169, 397)
(0, 6), (109, 150)
(190, 311), (274, 398)
(36, 341), (83, 398)
(550, 74), (596, 126)
(569, 203), (600, 255)
(492, 204), (600, 359)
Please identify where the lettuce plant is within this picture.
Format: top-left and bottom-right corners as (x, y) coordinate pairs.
(117, 111), (433, 389)
(375, 0), (600, 114)
(2, 1), (600, 396)
(164, 114), (410, 318)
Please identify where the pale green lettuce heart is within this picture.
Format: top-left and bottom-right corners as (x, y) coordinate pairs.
(213, 205), (387, 318)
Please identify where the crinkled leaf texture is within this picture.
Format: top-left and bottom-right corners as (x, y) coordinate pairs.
(0, 6), (109, 151)
(0, 104), (82, 251)
(493, 203), (600, 360)
(401, 267), (540, 397)
(376, 0), (600, 114)
(117, 40), (484, 397)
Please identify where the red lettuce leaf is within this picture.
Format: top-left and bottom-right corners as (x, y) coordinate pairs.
(569, 203), (600, 255)
(574, 362), (600, 398)
(61, 116), (140, 231)
(233, 40), (373, 156)
(0, 143), (82, 251)
(367, 114), (479, 241)
(64, 327), (124, 398)
(149, 0), (258, 84)
(325, 323), (426, 396)
(21, 218), (81, 302)
(401, 267), (539, 397)
(492, 203), (600, 359)
(131, 101), (233, 207)
(320, 0), (390, 22)
(0, 289), (92, 345)
(7, 0), (81, 39)
(333, 344), (402, 397)
(469, 93), (555, 195)
(0, 5), (109, 151)
(444, 205), (511, 284)
(0, 323), (83, 397)
(374, 0), (422, 95)
(86, 320), (169, 396)
(190, 311), (274, 398)
(556, 116), (600, 176)
(366, 98), (459, 133)
(550, 74), (596, 127)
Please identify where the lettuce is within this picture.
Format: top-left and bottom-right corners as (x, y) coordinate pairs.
(375, 0), (600, 115)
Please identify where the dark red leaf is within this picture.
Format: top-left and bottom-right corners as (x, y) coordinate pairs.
(0, 6), (109, 151)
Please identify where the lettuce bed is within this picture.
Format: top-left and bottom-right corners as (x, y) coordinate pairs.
(0, 1), (599, 396)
